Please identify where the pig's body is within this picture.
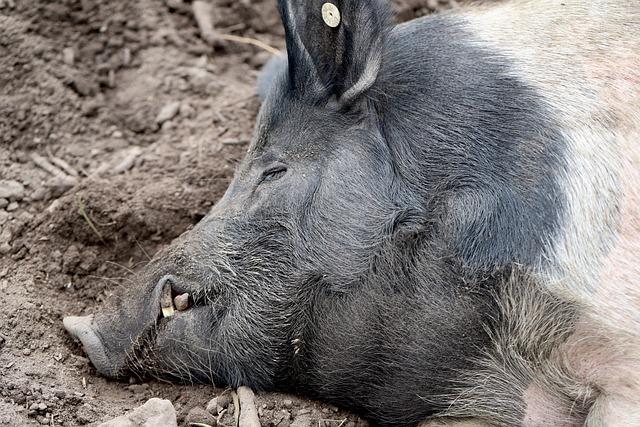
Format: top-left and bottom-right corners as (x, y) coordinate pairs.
(64, 1), (640, 425)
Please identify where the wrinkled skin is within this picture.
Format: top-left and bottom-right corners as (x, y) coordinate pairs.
(64, 0), (583, 425)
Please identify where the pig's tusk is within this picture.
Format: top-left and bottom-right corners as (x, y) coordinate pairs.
(174, 293), (190, 311)
(160, 280), (175, 318)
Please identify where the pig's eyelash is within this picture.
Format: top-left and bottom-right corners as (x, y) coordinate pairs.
(260, 166), (287, 183)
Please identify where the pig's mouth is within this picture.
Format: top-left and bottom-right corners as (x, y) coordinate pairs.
(157, 274), (192, 319)
(63, 274), (197, 378)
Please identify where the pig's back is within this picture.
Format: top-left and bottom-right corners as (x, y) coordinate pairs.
(446, 1), (640, 318)
(456, 3), (640, 423)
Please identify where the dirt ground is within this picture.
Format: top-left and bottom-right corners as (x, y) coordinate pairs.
(0, 0), (458, 425)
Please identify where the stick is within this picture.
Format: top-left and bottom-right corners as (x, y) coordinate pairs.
(237, 386), (261, 427)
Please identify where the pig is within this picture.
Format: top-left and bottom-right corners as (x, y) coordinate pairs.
(64, 0), (640, 425)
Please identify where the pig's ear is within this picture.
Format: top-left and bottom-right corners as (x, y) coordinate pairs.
(278, 0), (391, 106)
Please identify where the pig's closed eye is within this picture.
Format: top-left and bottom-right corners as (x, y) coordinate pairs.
(260, 166), (287, 184)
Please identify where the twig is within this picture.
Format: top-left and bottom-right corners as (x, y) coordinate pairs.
(232, 390), (240, 427)
(31, 153), (66, 177)
(217, 33), (280, 55)
(76, 195), (104, 242)
(192, 0), (279, 55)
(237, 386), (261, 427)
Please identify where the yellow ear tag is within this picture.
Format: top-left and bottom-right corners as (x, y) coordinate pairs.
(322, 3), (341, 28)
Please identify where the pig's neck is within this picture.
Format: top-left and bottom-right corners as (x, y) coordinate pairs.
(288, 256), (594, 425)
(287, 244), (499, 423)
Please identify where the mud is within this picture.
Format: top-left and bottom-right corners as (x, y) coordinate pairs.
(0, 0), (457, 425)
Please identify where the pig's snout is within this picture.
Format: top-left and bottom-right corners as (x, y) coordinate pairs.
(63, 315), (115, 377)
(63, 273), (195, 378)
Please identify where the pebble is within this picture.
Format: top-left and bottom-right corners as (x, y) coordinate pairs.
(0, 211), (9, 226)
(214, 392), (232, 414)
(185, 406), (217, 426)
(0, 180), (24, 200)
(0, 198), (7, 209)
(66, 75), (97, 97)
(30, 187), (48, 202)
(290, 415), (313, 427)
(205, 396), (219, 415)
(179, 102), (196, 119)
(283, 399), (293, 408)
(111, 146), (142, 174)
(23, 348), (32, 356)
(63, 47), (75, 66)
(6, 201), (18, 212)
(98, 398), (177, 427)
(155, 101), (180, 125)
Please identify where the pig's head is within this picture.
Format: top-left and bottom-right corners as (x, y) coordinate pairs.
(64, 0), (424, 388)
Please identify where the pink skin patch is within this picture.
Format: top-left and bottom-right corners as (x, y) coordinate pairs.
(523, 384), (582, 427)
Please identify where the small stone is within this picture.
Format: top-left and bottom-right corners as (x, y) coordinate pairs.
(30, 188), (48, 202)
(0, 243), (10, 255)
(38, 403), (47, 411)
(0, 180), (24, 200)
(82, 100), (102, 117)
(215, 392), (232, 412)
(155, 101), (180, 125)
(166, 0), (186, 11)
(63, 47), (75, 66)
(185, 407), (217, 426)
(99, 398), (177, 427)
(66, 75), (98, 97)
(23, 348), (32, 356)
(264, 401), (275, 410)
(0, 198), (7, 209)
(291, 415), (313, 427)
(122, 48), (131, 67)
(205, 397), (219, 415)
(6, 202), (18, 212)
(283, 399), (293, 408)
(179, 102), (196, 119)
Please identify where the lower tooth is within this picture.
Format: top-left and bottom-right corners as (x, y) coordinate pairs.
(160, 281), (175, 318)
(174, 293), (190, 311)
(161, 306), (175, 318)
